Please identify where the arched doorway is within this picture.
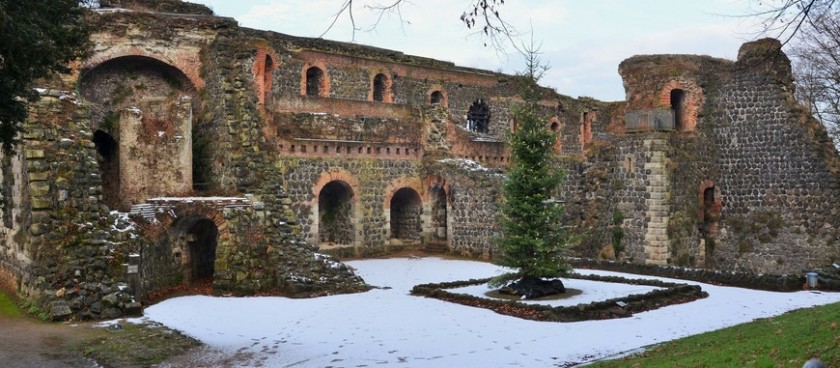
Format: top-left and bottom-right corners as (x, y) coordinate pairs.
(429, 185), (447, 243)
(318, 180), (355, 245)
(92, 130), (120, 210)
(390, 188), (422, 242)
(187, 218), (218, 283)
(173, 216), (219, 285)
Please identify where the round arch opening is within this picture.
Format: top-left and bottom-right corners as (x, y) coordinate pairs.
(318, 180), (355, 245)
(173, 216), (219, 285)
(390, 188), (422, 241)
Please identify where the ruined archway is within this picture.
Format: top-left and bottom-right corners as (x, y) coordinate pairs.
(429, 185), (447, 242)
(171, 216), (219, 285)
(467, 99), (491, 133)
(390, 188), (422, 242)
(79, 55), (197, 209)
(318, 180), (355, 245)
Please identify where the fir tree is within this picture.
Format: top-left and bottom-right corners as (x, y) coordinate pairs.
(0, 0), (92, 152)
(493, 43), (571, 288)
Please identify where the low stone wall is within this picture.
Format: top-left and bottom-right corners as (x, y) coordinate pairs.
(571, 259), (810, 291)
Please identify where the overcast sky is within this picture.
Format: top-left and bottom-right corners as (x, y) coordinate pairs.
(187, 0), (773, 101)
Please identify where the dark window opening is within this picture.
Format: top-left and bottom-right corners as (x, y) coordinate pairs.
(670, 89), (685, 130)
(390, 188), (422, 241)
(467, 99), (491, 133)
(319, 181), (354, 245)
(373, 73), (388, 102)
(430, 91), (443, 105)
(93, 130), (121, 210)
(306, 67), (323, 97)
(263, 55), (273, 106)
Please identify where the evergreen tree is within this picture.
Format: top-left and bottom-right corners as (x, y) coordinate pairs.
(0, 0), (91, 152)
(494, 44), (571, 286)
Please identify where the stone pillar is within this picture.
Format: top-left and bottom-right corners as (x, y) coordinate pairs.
(643, 138), (670, 265)
(118, 96), (193, 209)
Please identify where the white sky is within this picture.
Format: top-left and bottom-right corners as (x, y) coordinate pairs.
(140, 257), (840, 366)
(186, 0), (775, 101)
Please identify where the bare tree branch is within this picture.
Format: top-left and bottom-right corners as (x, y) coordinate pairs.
(320, 0), (522, 53)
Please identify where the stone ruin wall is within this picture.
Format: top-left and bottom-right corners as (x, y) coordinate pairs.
(3, 1), (840, 322)
(616, 39), (840, 273)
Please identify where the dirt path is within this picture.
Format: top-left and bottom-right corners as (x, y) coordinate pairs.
(0, 313), (98, 368)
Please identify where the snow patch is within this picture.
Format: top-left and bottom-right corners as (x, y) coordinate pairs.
(141, 257), (840, 367)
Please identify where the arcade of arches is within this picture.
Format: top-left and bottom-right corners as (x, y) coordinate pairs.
(312, 178), (450, 250)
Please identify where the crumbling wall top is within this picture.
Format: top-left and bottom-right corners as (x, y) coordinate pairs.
(98, 0), (213, 15)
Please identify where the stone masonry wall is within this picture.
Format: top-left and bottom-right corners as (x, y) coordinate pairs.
(709, 41), (840, 273)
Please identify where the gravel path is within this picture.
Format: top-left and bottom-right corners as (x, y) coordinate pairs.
(0, 313), (98, 368)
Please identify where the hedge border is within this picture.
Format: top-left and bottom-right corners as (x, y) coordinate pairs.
(411, 273), (708, 322)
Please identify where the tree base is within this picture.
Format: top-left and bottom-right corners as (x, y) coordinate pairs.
(499, 277), (566, 299)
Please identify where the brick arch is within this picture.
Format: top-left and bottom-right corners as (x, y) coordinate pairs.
(424, 175), (450, 202)
(384, 177), (424, 208)
(82, 49), (204, 90)
(253, 46), (280, 108)
(659, 80), (702, 132)
(167, 203), (231, 241)
(312, 170), (360, 202)
(301, 61), (331, 97)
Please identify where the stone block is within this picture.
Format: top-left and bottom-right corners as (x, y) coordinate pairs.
(25, 149), (45, 159)
(29, 182), (50, 197)
(31, 198), (52, 210)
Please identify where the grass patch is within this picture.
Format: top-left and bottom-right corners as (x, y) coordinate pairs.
(0, 291), (22, 318)
(589, 301), (840, 367)
(80, 320), (201, 367)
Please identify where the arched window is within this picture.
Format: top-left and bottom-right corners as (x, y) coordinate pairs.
(430, 91), (443, 105)
(306, 66), (324, 97)
(467, 99), (490, 133)
(670, 89), (686, 130)
(373, 73), (389, 102)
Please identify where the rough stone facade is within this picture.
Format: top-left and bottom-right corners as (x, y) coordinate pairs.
(1, 1), (839, 320)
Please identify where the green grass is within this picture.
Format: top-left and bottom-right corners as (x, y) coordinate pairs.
(0, 291), (22, 318)
(589, 302), (840, 368)
(81, 321), (201, 367)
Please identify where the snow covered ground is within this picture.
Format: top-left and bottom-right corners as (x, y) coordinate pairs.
(141, 257), (840, 367)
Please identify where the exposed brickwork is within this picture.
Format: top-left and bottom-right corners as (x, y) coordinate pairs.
(2, 1), (840, 323)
